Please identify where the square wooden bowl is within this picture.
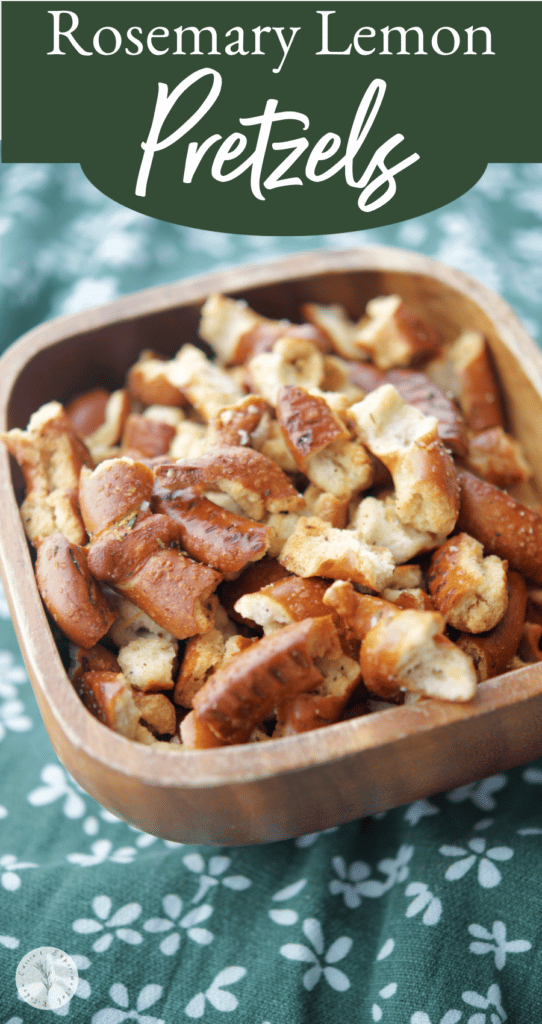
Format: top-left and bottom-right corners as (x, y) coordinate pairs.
(2, 246), (542, 847)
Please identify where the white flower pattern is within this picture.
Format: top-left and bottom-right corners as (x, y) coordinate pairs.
(91, 983), (164, 1024)
(0, 853), (37, 890)
(73, 896), (142, 951)
(447, 777), (507, 811)
(28, 765), (86, 819)
(356, 845), (414, 898)
(439, 838), (513, 888)
(371, 984), (398, 1020)
(411, 1013), (462, 1024)
(67, 839), (137, 866)
(281, 919), (352, 991)
(185, 967), (247, 1018)
(461, 983), (507, 1023)
(182, 853), (251, 903)
(328, 856), (371, 908)
(144, 894), (214, 954)
(51, 955), (92, 1016)
(268, 879), (307, 925)
(404, 800), (440, 826)
(468, 921), (532, 969)
(404, 883), (442, 926)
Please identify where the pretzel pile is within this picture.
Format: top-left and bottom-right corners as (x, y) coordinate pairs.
(4, 289), (542, 749)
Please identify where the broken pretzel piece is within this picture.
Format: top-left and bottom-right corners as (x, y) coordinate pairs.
(199, 293), (328, 365)
(193, 614), (342, 744)
(70, 643), (120, 683)
(153, 490), (269, 576)
(456, 470), (542, 585)
(276, 385), (349, 469)
(360, 605), (476, 702)
(89, 518), (221, 640)
(121, 412), (177, 460)
(66, 388), (111, 437)
(302, 302), (363, 360)
(36, 533), (117, 649)
(386, 368), (468, 458)
(81, 458), (222, 640)
(381, 588), (435, 612)
(234, 577), (330, 634)
(324, 581), (475, 701)
(117, 634), (178, 692)
(276, 385), (373, 499)
(74, 670), (140, 739)
(108, 596), (176, 648)
(206, 396), (271, 450)
(428, 533), (508, 633)
(448, 331), (504, 432)
(248, 336), (325, 406)
(153, 446), (304, 521)
(133, 692), (177, 736)
(279, 516), (395, 591)
(173, 606), (243, 709)
(128, 350), (188, 407)
(455, 571), (527, 681)
(350, 384), (459, 536)
(273, 653), (362, 736)
(464, 427), (532, 489)
(350, 493), (446, 564)
(304, 485), (349, 529)
(2, 401), (93, 546)
(79, 457), (154, 539)
(84, 390), (131, 464)
(355, 295), (441, 369)
(128, 344), (243, 421)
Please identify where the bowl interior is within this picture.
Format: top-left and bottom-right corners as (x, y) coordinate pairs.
(4, 250), (542, 844)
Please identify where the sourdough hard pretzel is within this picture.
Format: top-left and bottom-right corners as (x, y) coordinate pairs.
(153, 489), (269, 576)
(121, 412), (177, 460)
(278, 516), (395, 590)
(80, 458), (222, 640)
(36, 533), (117, 649)
(355, 295), (441, 369)
(428, 533), (508, 633)
(206, 395), (271, 450)
(74, 670), (141, 739)
(350, 384), (460, 536)
(200, 293), (328, 365)
(2, 401), (93, 546)
(234, 576), (330, 634)
(247, 336), (325, 406)
(455, 571), (527, 681)
(276, 385), (373, 499)
(66, 389), (111, 437)
(192, 615), (342, 744)
(152, 446), (305, 521)
(273, 652), (362, 736)
(463, 427), (532, 489)
(350, 493), (447, 564)
(448, 330), (504, 432)
(456, 470), (542, 585)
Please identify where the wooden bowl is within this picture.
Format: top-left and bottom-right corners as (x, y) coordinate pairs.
(2, 246), (542, 847)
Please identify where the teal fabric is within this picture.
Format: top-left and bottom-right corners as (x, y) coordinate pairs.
(0, 163), (541, 1021)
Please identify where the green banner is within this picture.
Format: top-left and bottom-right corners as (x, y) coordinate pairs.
(2, 2), (540, 233)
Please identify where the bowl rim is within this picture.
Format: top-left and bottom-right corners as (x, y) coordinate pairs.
(2, 243), (542, 792)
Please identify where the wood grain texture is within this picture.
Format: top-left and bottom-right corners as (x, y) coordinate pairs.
(1, 246), (542, 845)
